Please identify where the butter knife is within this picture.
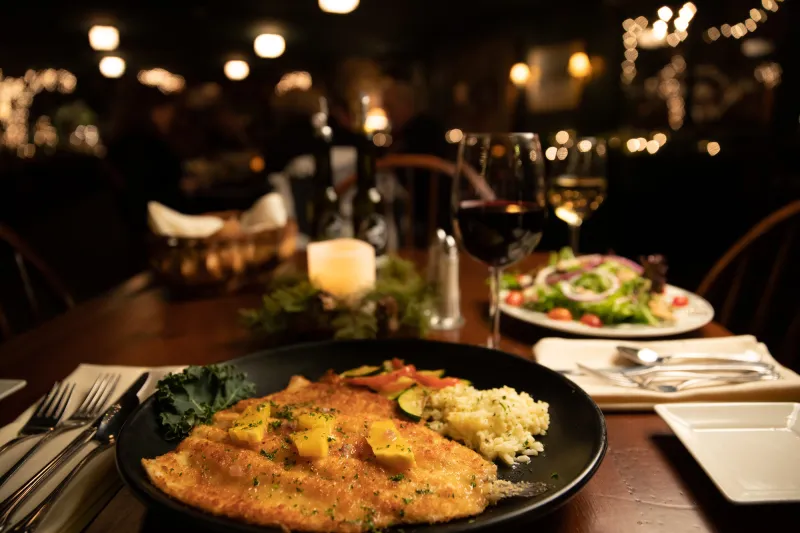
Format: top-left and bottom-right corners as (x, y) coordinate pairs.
(0, 373), (149, 532)
(617, 345), (763, 366)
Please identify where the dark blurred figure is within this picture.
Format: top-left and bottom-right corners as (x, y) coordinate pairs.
(328, 95), (360, 147)
(383, 81), (448, 246)
(106, 84), (183, 266)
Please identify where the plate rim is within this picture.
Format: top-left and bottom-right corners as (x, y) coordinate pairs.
(116, 339), (608, 531)
(501, 284), (715, 338)
(655, 402), (800, 504)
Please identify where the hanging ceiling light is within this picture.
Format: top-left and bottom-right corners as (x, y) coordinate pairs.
(88, 25), (119, 51)
(567, 52), (592, 78)
(224, 60), (250, 81)
(319, 0), (360, 14)
(254, 34), (286, 58)
(99, 56), (125, 78)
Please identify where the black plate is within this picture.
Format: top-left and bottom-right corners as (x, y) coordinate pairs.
(116, 339), (607, 532)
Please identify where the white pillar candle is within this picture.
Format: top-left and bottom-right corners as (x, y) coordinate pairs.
(307, 238), (376, 300)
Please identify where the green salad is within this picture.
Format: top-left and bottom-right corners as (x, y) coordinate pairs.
(501, 248), (685, 327)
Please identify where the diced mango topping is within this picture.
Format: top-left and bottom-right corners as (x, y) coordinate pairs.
(228, 403), (271, 445)
(291, 428), (329, 458)
(297, 412), (335, 432)
(366, 420), (415, 470)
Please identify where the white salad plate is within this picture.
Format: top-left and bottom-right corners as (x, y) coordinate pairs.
(655, 402), (800, 503)
(500, 284), (714, 338)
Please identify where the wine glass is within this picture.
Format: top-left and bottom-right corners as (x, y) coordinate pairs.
(546, 137), (608, 253)
(452, 133), (546, 349)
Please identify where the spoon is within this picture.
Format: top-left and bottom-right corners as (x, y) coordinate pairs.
(616, 346), (763, 366)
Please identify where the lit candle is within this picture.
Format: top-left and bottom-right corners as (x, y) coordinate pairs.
(307, 238), (376, 300)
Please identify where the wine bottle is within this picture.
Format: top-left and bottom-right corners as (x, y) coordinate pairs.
(353, 95), (388, 256)
(308, 99), (345, 241)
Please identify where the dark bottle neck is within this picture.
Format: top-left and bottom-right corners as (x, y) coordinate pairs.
(313, 136), (333, 188)
(356, 134), (377, 190)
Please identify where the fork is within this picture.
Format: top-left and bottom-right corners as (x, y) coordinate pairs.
(0, 382), (73, 458)
(0, 374), (119, 490)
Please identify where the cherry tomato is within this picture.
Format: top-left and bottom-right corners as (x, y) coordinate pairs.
(580, 314), (603, 328)
(505, 291), (524, 307)
(547, 308), (573, 321)
(672, 295), (689, 307)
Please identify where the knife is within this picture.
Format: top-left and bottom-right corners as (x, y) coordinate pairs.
(558, 361), (775, 377)
(0, 373), (149, 532)
(616, 345), (763, 365)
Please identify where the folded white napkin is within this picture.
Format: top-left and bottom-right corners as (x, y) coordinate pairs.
(239, 193), (289, 233)
(147, 202), (224, 238)
(0, 364), (183, 533)
(534, 336), (800, 411)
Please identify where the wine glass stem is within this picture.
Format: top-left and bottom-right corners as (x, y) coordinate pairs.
(488, 267), (502, 349)
(569, 224), (581, 254)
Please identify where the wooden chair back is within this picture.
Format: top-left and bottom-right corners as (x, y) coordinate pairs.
(0, 224), (74, 340)
(697, 200), (800, 366)
(335, 154), (489, 248)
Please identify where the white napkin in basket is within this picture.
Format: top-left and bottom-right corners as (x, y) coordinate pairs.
(0, 364), (183, 533)
(533, 335), (800, 411)
(147, 202), (224, 238)
(239, 193), (288, 233)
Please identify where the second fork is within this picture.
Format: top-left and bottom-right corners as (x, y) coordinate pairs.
(0, 374), (119, 490)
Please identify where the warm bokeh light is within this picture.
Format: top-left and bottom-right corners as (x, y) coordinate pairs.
(250, 156), (265, 173)
(364, 108), (389, 133)
(445, 129), (464, 144)
(555, 130), (569, 144)
(745, 19), (757, 32)
(138, 68), (185, 94)
(567, 52), (592, 78)
(646, 140), (660, 154)
(707, 142), (721, 156)
(658, 7), (673, 21)
(224, 60), (250, 81)
(509, 63), (530, 86)
(319, 0), (360, 14)
(635, 16), (649, 29)
(275, 71), (312, 95)
(653, 132), (668, 146)
(545, 147), (558, 161)
(636, 137), (647, 151)
(721, 24), (732, 37)
(254, 34), (286, 58)
(622, 18), (635, 31)
(577, 139), (592, 152)
(373, 133), (392, 147)
(750, 8), (762, 22)
(626, 138), (640, 152)
(707, 27), (721, 41)
(674, 18), (689, 32)
(556, 147), (568, 160)
(88, 25), (119, 51)
(653, 20), (668, 39)
(99, 56), (125, 78)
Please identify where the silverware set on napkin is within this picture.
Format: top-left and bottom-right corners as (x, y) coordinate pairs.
(566, 345), (781, 393)
(0, 373), (148, 533)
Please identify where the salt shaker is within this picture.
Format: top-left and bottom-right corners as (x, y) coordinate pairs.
(426, 229), (447, 287)
(429, 235), (464, 330)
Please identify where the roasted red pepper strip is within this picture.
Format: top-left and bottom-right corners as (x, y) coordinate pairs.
(413, 373), (462, 389)
(346, 365), (416, 389)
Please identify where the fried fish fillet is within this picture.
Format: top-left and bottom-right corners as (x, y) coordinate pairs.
(143, 374), (498, 532)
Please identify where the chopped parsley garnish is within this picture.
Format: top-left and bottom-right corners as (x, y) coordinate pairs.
(415, 485), (433, 495)
(327, 436), (336, 442)
(551, 472), (559, 479)
(260, 449), (277, 460)
(402, 497), (413, 504)
(389, 473), (405, 482)
(253, 477), (259, 487)
(283, 457), (296, 470)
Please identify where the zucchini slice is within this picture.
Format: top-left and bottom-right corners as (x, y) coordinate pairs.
(380, 376), (415, 399)
(339, 365), (381, 378)
(397, 387), (427, 421)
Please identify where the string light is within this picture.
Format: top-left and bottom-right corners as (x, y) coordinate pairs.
(254, 34), (286, 59)
(275, 71), (312, 95)
(319, 0), (360, 14)
(99, 56), (125, 78)
(567, 52), (592, 78)
(88, 25), (119, 51)
(445, 129), (463, 144)
(706, 1), (780, 43)
(138, 69), (185, 94)
(224, 60), (249, 81)
(509, 63), (531, 86)
(658, 7), (673, 21)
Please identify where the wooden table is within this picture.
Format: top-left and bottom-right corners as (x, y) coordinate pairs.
(0, 252), (795, 532)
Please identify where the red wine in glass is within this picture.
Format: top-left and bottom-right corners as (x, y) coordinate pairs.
(455, 200), (546, 268)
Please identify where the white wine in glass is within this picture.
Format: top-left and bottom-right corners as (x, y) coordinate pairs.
(546, 138), (607, 253)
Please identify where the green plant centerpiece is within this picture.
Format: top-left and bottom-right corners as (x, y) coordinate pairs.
(241, 256), (432, 342)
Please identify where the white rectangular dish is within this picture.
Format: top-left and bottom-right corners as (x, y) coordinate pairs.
(655, 402), (800, 503)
